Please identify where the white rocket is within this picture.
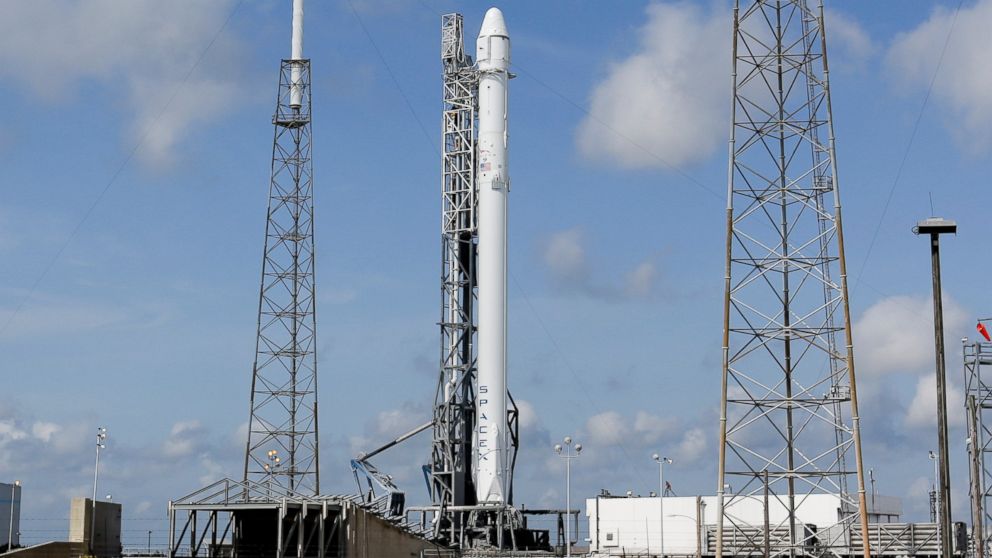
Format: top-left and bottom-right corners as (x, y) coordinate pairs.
(475, 7), (511, 505)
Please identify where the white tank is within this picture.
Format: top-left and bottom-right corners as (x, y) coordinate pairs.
(475, 6), (510, 505)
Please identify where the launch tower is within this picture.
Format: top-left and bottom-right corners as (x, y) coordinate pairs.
(715, 2), (871, 557)
(427, 10), (523, 550)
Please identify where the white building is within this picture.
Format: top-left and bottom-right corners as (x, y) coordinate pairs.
(1, 481), (22, 550)
(587, 491), (901, 556)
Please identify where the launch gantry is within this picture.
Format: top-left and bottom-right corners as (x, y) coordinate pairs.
(423, 10), (526, 551)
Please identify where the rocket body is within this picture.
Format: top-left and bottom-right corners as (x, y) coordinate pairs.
(475, 7), (510, 505)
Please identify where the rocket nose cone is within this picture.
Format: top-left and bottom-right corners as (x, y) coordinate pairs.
(479, 7), (508, 37)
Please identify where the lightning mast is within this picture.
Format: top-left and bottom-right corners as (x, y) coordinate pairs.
(715, 2), (871, 557)
(243, 0), (319, 496)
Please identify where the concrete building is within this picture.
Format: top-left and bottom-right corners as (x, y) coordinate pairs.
(586, 492), (902, 556)
(1, 482), (22, 550)
(68, 498), (121, 558)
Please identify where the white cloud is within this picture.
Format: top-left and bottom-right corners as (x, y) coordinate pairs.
(675, 427), (708, 464)
(586, 411), (629, 446)
(577, 2), (728, 168)
(633, 411), (675, 444)
(162, 420), (205, 458)
(0, 0), (245, 167)
(887, 0), (992, 151)
(824, 9), (876, 70)
(625, 262), (658, 298)
(904, 373), (964, 429)
(541, 227), (658, 300)
(31, 421), (61, 443)
(544, 228), (587, 282)
(854, 294), (967, 376)
(515, 399), (539, 431)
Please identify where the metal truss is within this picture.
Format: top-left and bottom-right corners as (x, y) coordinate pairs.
(428, 13), (519, 549)
(964, 341), (992, 558)
(715, 2), (871, 558)
(244, 59), (319, 497)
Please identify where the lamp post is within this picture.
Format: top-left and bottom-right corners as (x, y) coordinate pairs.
(554, 437), (582, 558)
(263, 450), (282, 499)
(913, 217), (957, 558)
(90, 427), (107, 556)
(147, 530), (152, 556)
(7, 480), (19, 551)
(868, 468), (876, 510)
(653, 454), (672, 557)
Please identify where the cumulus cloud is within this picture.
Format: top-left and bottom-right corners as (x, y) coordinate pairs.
(904, 373), (965, 429)
(162, 420), (206, 458)
(887, 0), (992, 151)
(0, 1), (246, 167)
(541, 227), (659, 300)
(854, 293), (967, 376)
(544, 228), (588, 282)
(675, 427), (708, 463)
(577, 2), (728, 168)
(824, 9), (876, 70)
(633, 411), (676, 444)
(586, 411), (629, 446)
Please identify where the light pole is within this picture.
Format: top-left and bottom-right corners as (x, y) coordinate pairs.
(653, 454), (672, 557)
(7, 480), (19, 551)
(90, 427), (107, 556)
(868, 468), (876, 510)
(914, 217), (957, 558)
(147, 530), (152, 556)
(554, 436), (582, 558)
(263, 450), (282, 498)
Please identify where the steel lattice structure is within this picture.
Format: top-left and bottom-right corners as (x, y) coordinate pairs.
(964, 341), (992, 557)
(243, 58), (319, 496)
(428, 13), (519, 548)
(715, 2), (871, 557)
(430, 13), (479, 542)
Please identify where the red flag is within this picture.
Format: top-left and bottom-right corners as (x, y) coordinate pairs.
(978, 322), (991, 342)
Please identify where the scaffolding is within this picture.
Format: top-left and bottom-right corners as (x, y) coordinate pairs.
(964, 341), (992, 558)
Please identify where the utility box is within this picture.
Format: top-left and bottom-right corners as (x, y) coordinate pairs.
(69, 498), (122, 558)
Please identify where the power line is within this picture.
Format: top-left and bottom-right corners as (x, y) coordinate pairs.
(852, 0), (964, 294)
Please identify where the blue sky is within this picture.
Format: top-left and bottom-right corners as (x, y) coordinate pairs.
(2, 0), (992, 549)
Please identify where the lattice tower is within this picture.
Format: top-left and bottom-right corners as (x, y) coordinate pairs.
(964, 341), (992, 557)
(243, 57), (319, 496)
(715, 2), (871, 557)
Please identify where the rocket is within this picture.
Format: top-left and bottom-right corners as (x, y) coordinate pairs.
(475, 7), (511, 505)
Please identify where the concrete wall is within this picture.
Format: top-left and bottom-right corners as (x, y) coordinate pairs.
(1, 541), (87, 558)
(68, 498), (121, 558)
(344, 503), (441, 558)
